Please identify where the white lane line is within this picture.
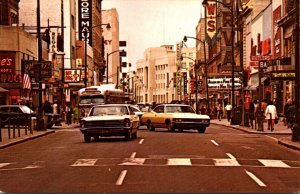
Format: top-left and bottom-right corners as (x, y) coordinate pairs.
(139, 139), (144, 144)
(226, 153), (236, 159)
(71, 159), (97, 166)
(211, 140), (219, 146)
(167, 158), (192, 166)
(245, 170), (267, 187)
(213, 159), (240, 166)
(258, 159), (290, 168)
(116, 170), (127, 186)
(0, 163), (11, 168)
(130, 152), (136, 159)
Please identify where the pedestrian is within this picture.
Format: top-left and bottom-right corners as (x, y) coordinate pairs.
(283, 98), (292, 127)
(66, 105), (73, 125)
(217, 104), (223, 121)
(264, 101), (278, 131)
(43, 100), (53, 114)
(200, 105), (206, 115)
(286, 103), (296, 128)
(249, 101), (255, 128)
(73, 106), (79, 124)
(225, 102), (232, 122)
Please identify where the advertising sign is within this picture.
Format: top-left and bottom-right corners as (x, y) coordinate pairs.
(273, 6), (281, 59)
(64, 69), (81, 83)
(205, 0), (216, 40)
(78, 0), (92, 46)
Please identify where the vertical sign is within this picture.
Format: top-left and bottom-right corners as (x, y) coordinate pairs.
(205, 0), (217, 40)
(273, 6), (281, 59)
(78, 0), (92, 46)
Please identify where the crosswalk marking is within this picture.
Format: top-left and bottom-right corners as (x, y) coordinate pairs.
(213, 159), (240, 166)
(71, 159), (97, 166)
(167, 158), (192, 166)
(258, 159), (290, 168)
(120, 158), (145, 165)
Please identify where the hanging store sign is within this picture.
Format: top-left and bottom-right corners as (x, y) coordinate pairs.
(0, 51), (16, 74)
(273, 6), (281, 59)
(271, 70), (295, 80)
(78, 0), (92, 46)
(205, 0), (217, 40)
(64, 69), (81, 83)
(22, 60), (52, 78)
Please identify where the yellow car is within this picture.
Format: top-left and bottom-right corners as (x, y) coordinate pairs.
(141, 104), (210, 133)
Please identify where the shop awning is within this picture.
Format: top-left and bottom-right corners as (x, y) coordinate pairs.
(0, 87), (8, 93)
(245, 77), (268, 91)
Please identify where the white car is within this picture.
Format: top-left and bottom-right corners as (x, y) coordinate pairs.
(80, 104), (140, 142)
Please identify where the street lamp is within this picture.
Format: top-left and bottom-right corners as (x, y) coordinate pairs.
(202, 0), (236, 108)
(183, 35), (209, 114)
(106, 49), (125, 84)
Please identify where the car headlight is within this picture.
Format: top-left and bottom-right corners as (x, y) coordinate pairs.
(124, 118), (130, 127)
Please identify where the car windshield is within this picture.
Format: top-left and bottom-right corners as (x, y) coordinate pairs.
(165, 106), (195, 113)
(91, 106), (129, 116)
(79, 96), (105, 104)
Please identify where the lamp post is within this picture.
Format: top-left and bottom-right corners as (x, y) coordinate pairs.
(183, 35), (209, 114)
(292, 0), (300, 141)
(202, 0), (235, 108)
(106, 49), (125, 84)
(36, 0), (44, 130)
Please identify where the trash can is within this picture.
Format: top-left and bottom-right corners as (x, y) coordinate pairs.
(230, 106), (242, 125)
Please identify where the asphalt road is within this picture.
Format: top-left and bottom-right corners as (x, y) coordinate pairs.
(0, 124), (299, 193)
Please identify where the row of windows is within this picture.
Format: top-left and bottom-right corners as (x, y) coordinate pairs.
(155, 64), (168, 71)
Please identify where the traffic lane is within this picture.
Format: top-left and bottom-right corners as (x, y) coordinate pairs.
(209, 124), (300, 161)
(135, 126), (236, 160)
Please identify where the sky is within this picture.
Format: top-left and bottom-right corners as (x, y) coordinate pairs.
(102, 0), (203, 65)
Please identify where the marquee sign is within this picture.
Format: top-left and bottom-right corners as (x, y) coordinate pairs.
(78, 0), (92, 46)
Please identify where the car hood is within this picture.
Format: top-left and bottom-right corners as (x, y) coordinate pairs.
(168, 113), (210, 119)
(82, 115), (131, 121)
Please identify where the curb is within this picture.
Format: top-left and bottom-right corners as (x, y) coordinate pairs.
(211, 123), (299, 152)
(0, 130), (55, 149)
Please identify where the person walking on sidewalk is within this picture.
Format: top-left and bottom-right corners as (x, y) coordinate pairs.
(249, 101), (255, 128)
(225, 102), (232, 122)
(283, 98), (292, 127)
(265, 101), (278, 131)
(217, 104), (223, 121)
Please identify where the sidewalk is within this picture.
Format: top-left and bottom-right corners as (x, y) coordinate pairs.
(211, 118), (300, 151)
(0, 122), (78, 149)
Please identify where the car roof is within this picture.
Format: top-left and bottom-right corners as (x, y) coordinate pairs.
(0, 105), (27, 108)
(157, 104), (191, 107)
(93, 104), (130, 107)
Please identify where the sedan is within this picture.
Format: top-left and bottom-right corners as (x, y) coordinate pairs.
(0, 105), (36, 127)
(80, 104), (140, 142)
(141, 104), (210, 133)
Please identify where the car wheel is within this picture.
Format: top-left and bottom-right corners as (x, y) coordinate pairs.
(166, 122), (175, 132)
(125, 130), (132, 141)
(84, 134), (91, 142)
(198, 127), (206, 133)
(147, 121), (155, 131)
(94, 135), (100, 141)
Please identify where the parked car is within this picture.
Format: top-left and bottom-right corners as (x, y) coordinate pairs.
(0, 105), (36, 128)
(0, 105), (62, 129)
(80, 104), (140, 142)
(141, 104), (210, 133)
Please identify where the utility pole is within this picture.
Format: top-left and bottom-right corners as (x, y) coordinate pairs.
(292, 0), (300, 141)
(37, 0), (44, 130)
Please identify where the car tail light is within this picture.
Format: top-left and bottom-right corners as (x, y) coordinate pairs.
(124, 118), (130, 127)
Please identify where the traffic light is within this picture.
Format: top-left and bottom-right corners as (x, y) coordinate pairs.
(42, 29), (50, 44)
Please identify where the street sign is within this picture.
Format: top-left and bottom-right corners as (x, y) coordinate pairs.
(250, 55), (273, 61)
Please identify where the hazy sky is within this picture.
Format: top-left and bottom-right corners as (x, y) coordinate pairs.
(102, 0), (203, 65)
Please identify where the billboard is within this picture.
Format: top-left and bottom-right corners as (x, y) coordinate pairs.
(78, 0), (92, 46)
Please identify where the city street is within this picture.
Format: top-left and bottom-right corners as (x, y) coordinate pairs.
(0, 124), (299, 193)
